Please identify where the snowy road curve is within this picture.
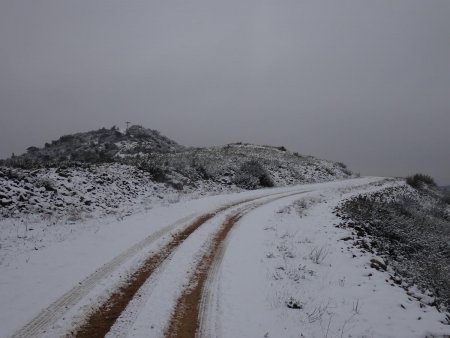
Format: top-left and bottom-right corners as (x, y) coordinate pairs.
(8, 187), (310, 338)
(4, 177), (449, 338)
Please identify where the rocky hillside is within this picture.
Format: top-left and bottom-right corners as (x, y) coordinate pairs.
(0, 126), (353, 220)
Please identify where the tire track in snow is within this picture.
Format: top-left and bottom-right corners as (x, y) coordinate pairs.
(165, 191), (308, 338)
(9, 213), (197, 338)
(10, 190), (303, 338)
(72, 190), (298, 338)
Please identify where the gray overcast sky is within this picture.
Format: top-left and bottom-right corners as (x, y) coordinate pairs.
(1, 1), (449, 184)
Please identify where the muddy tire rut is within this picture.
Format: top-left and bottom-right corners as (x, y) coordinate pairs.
(10, 190), (301, 338)
(10, 213), (196, 338)
(74, 213), (215, 338)
(72, 192), (293, 338)
(165, 212), (243, 338)
(165, 191), (305, 338)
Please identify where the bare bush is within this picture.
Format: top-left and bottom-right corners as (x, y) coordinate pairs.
(306, 301), (331, 323)
(309, 246), (329, 264)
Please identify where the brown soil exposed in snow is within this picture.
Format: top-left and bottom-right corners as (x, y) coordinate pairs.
(165, 191), (305, 338)
(74, 195), (266, 338)
(74, 192), (301, 338)
(74, 213), (216, 338)
(165, 212), (242, 338)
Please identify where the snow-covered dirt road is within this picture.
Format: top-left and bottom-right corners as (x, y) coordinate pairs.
(2, 177), (449, 338)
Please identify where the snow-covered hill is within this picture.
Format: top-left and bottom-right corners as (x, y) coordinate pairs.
(125, 143), (352, 188)
(1, 125), (183, 168)
(0, 126), (353, 221)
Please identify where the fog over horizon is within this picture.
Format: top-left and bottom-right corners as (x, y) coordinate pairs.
(1, 1), (449, 184)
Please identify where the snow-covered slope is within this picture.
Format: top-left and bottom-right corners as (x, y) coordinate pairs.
(335, 181), (450, 312)
(2, 178), (449, 338)
(0, 163), (185, 220)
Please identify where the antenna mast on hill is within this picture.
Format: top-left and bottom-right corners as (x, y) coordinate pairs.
(125, 121), (131, 131)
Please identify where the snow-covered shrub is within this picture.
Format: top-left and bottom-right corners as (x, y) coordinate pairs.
(406, 173), (436, 189)
(137, 161), (168, 183)
(192, 162), (213, 180)
(336, 162), (347, 169)
(232, 160), (274, 189)
(233, 171), (260, 190)
(34, 177), (57, 192)
(441, 191), (450, 205)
